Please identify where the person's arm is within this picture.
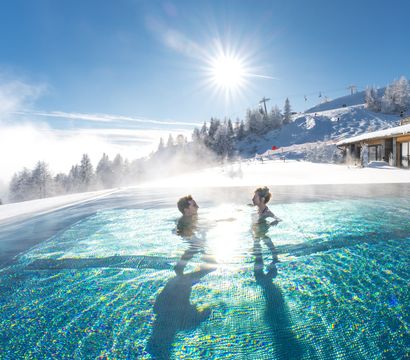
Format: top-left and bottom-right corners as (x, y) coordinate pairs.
(266, 209), (282, 225)
(174, 247), (197, 275)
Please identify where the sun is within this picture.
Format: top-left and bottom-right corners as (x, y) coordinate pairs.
(209, 54), (246, 92)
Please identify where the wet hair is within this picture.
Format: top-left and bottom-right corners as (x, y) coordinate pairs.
(255, 187), (271, 203)
(177, 195), (193, 214)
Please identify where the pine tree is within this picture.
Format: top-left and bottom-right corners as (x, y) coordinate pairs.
(227, 119), (234, 137)
(9, 168), (32, 202)
(208, 118), (220, 141)
(382, 83), (396, 113)
(246, 109), (264, 134)
(96, 153), (113, 188)
(394, 76), (410, 113)
(166, 134), (174, 147)
(54, 173), (69, 195)
(157, 137), (165, 152)
(112, 154), (124, 186)
(283, 98), (292, 124)
(213, 124), (233, 156)
(68, 165), (81, 192)
(192, 128), (200, 143)
(270, 105), (283, 129)
(365, 86), (381, 112)
(237, 120), (245, 140)
(79, 154), (94, 190)
(31, 161), (53, 199)
(382, 76), (410, 114)
(199, 122), (208, 144)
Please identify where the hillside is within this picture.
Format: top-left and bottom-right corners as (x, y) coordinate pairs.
(237, 93), (400, 159)
(305, 88), (385, 113)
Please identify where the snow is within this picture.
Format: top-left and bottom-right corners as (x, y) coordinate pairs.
(142, 159), (410, 188)
(305, 88), (385, 113)
(237, 105), (400, 158)
(0, 188), (119, 223)
(336, 123), (410, 145)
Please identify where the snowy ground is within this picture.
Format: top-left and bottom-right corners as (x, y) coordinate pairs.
(0, 188), (119, 223)
(144, 159), (410, 188)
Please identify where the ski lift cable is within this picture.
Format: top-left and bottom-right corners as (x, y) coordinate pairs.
(221, 83), (370, 122)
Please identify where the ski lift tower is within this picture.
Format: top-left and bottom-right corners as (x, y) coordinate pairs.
(347, 85), (357, 95)
(259, 97), (270, 118)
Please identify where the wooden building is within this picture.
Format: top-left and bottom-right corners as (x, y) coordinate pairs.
(336, 117), (410, 168)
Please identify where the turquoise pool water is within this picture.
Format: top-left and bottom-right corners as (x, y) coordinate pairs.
(0, 196), (409, 359)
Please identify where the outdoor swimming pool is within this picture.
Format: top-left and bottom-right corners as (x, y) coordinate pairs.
(0, 187), (409, 359)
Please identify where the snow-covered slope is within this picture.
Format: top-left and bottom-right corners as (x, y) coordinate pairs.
(305, 88), (384, 113)
(237, 104), (400, 158)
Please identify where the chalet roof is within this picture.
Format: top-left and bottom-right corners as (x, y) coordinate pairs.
(336, 123), (410, 146)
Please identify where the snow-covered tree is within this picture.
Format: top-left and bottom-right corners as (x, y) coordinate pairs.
(9, 168), (32, 202)
(269, 106), (283, 129)
(393, 76), (410, 113)
(54, 173), (70, 195)
(166, 134), (174, 148)
(227, 119), (234, 137)
(192, 128), (200, 142)
(112, 154), (124, 186)
(157, 137), (165, 152)
(245, 109), (265, 134)
(79, 154), (94, 190)
(382, 76), (410, 114)
(208, 118), (220, 141)
(365, 86), (381, 112)
(200, 122), (208, 138)
(31, 161), (53, 199)
(68, 165), (81, 192)
(96, 153), (113, 188)
(236, 119), (245, 140)
(283, 98), (292, 124)
(213, 124), (233, 157)
(382, 83), (396, 113)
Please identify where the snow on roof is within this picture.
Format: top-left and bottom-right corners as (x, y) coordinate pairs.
(336, 123), (410, 146)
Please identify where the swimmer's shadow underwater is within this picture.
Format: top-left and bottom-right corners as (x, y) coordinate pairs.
(146, 268), (214, 359)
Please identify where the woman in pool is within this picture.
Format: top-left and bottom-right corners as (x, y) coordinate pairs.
(252, 186), (281, 225)
(252, 187), (282, 272)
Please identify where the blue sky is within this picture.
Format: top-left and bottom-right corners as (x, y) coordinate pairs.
(0, 0), (409, 180)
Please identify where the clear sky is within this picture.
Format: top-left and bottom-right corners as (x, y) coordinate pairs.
(0, 0), (409, 182)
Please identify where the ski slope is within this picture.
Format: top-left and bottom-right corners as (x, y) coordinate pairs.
(237, 92), (400, 160)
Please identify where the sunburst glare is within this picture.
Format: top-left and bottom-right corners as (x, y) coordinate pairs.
(201, 39), (254, 104)
(210, 54), (246, 91)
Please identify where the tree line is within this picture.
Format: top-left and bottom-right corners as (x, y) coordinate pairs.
(7, 97), (293, 203)
(8, 153), (139, 203)
(157, 97), (293, 159)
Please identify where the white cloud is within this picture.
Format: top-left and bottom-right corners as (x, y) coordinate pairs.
(14, 110), (201, 127)
(0, 75), (45, 115)
(146, 17), (204, 59)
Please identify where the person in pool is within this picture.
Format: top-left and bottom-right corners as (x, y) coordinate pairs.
(252, 187), (282, 272)
(176, 195), (199, 237)
(252, 186), (281, 225)
(174, 195), (216, 275)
